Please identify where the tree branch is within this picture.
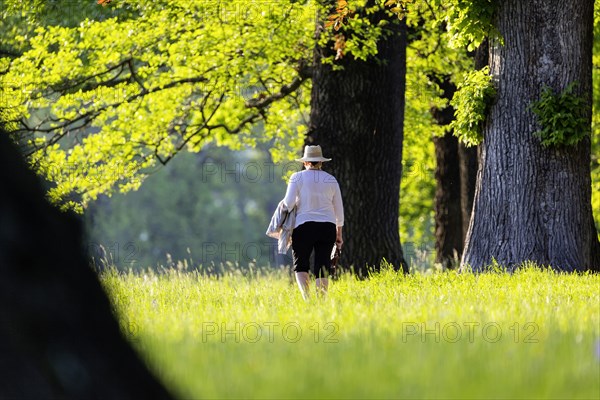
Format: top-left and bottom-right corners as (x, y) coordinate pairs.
(244, 70), (310, 110)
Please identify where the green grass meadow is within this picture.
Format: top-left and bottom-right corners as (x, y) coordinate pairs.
(100, 266), (600, 399)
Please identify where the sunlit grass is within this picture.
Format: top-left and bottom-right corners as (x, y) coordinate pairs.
(100, 265), (600, 399)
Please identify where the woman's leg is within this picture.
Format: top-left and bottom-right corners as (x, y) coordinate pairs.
(314, 223), (337, 297)
(291, 223), (313, 300)
(295, 272), (310, 301)
(315, 276), (328, 297)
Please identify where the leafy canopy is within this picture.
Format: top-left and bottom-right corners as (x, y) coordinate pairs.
(2, 0), (318, 211)
(2, 0), (415, 212)
(444, 0), (501, 51)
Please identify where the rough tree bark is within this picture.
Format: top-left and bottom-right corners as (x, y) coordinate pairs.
(0, 130), (172, 398)
(461, 0), (600, 271)
(307, 4), (408, 275)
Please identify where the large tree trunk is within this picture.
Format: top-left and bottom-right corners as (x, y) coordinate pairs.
(0, 129), (172, 398)
(462, 0), (599, 271)
(307, 4), (408, 275)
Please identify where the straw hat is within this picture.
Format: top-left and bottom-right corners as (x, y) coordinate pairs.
(295, 145), (332, 162)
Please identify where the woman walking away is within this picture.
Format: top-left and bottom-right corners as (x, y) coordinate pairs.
(283, 145), (344, 300)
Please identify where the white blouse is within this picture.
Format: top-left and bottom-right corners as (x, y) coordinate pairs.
(282, 169), (344, 229)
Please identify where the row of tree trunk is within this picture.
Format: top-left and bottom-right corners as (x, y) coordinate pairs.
(310, 0), (599, 273)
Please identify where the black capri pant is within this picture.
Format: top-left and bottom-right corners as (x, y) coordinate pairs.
(291, 221), (336, 278)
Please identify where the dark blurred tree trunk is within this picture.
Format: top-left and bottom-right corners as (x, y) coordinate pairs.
(432, 114), (479, 270)
(458, 143), (478, 242)
(431, 77), (462, 269)
(430, 39), (488, 268)
(433, 134), (463, 268)
(307, 3), (408, 275)
(461, 0), (600, 271)
(0, 128), (172, 399)
(459, 40), (488, 243)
